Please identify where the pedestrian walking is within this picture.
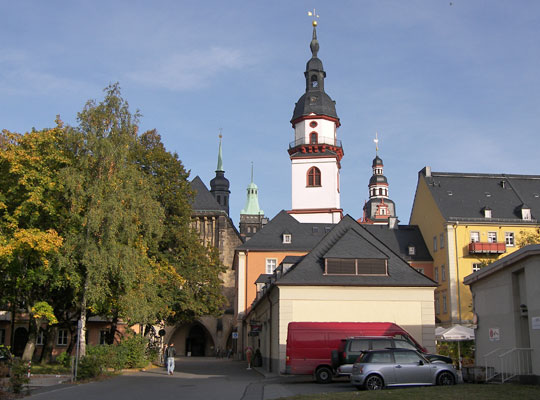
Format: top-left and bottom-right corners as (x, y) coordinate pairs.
(166, 343), (176, 375)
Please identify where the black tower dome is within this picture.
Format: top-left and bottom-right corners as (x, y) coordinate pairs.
(291, 24), (338, 123)
(210, 137), (230, 215)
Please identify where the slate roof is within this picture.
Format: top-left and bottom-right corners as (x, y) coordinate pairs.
(276, 215), (436, 287)
(190, 176), (226, 213)
(236, 210), (333, 251)
(418, 169), (540, 223)
(362, 224), (433, 262)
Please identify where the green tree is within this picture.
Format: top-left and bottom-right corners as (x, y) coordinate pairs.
(134, 130), (227, 325)
(516, 229), (540, 248)
(59, 84), (164, 354)
(0, 123), (70, 360)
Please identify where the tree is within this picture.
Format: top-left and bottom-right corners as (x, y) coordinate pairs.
(134, 130), (227, 325)
(516, 229), (540, 248)
(0, 123), (69, 360)
(59, 84), (165, 354)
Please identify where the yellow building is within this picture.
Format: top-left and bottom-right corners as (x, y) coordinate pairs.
(410, 167), (540, 327)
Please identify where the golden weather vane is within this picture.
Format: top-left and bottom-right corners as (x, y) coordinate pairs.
(219, 128), (223, 140)
(374, 132), (379, 154)
(308, 8), (320, 26)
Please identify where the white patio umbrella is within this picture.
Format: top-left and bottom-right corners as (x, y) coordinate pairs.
(435, 325), (475, 369)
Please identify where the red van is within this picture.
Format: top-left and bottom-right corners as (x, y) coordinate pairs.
(285, 322), (426, 383)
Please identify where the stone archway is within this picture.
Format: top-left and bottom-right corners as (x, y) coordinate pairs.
(13, 327), (28, 357)
(186, 324), (209, 356)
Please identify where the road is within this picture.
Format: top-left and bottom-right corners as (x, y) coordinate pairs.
(28, 357), (354, 400)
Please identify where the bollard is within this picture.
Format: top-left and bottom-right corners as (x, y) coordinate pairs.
(27, 360), (31, 378)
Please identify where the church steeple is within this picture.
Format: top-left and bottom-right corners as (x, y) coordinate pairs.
(210, 134), (230, 215)
(362, 135), (396, 224)
(287, 15), (343, 224)
(239, 163), (266, 240)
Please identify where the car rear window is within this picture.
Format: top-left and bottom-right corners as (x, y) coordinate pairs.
(350, 339), (370, 352)
(368, 352), (393, 363)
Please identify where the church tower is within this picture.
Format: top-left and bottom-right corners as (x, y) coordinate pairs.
(362, 135), (396, 224)
(239, 164), (267, 240)
(288, 17), (343, 223)
(210, 135), (230, 215)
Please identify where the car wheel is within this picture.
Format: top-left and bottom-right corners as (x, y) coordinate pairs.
(364, 374), (384, 390)
(315, 366), (333, 384)
(437, 371), (455, 386)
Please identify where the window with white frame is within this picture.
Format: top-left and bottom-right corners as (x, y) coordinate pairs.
(441, 265), (446, 281)
(415, 268), (425, 275)
(36, 330), (45, 346)
(282, 234), (292, 244)
(434, 267), (439, 282)
(440, 233), (444, 249)
(442, 295), (447, 313)
(487, 232), (497, 243)
(0, 328), (5, 345)
(408, 245), (415, 256)
(435, 298), (440, 315)
(470, 231), (480, 243)
(472, 263), (481, 272)
(505, 232), (515, 246)
(265, 258), (277, 274)
(57, 329), (68, 346)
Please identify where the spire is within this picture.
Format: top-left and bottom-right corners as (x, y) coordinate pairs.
(210, 132), (230, 215)
(216, 131), (224, 172)
(241, 162), (264, 216)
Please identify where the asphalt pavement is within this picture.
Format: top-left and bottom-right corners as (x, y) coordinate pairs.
(25, 357), (354, 400)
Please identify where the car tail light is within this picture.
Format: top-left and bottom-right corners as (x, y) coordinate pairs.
(342, 352), (347, 360)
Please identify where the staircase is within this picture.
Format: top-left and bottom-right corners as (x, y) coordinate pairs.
(483, 348), (533, 383)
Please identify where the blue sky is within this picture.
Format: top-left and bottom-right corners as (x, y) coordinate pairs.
(2, 1), (539, 226)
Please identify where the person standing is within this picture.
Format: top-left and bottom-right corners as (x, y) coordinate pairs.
(166, 343), (176, 375)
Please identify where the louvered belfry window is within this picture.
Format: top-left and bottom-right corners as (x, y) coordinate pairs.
(325, 258), (387, 275)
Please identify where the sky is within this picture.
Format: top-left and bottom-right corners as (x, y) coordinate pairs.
(2, 1), (540, 226)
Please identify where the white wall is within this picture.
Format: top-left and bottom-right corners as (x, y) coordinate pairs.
(291, 157), (340, 210)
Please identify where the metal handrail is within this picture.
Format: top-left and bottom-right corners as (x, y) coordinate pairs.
(289, 137), (342, 149)
(484, 348), (504, 382)
(499, 348), (533, 383)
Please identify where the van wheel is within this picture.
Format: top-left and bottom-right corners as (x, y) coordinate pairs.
(315, 366), (333, 383)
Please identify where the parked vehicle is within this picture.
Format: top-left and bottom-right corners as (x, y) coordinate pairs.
(350, 348), (458, 390)
(335, 336), (453, 376)
(285, 322), (425, 383)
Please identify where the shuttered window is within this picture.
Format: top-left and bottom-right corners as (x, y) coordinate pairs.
(325, 258), (387, 276)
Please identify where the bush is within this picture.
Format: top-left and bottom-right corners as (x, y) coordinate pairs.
(56, 351), (72, 368)
(77, 354), (102, 380)
(9, 358), (30, 394)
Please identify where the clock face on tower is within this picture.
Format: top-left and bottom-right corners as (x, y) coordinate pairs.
(310, 96), (318, 104)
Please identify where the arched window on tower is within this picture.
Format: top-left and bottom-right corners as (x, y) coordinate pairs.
(379, 188), (383, 196)
(311, 75), (318, 88)
(310, 132), (318, 144)
(307, 167), (321, 187)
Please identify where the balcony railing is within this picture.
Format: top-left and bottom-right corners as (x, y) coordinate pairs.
(469, 242), (506, 254)
(289, 137), (342, 149)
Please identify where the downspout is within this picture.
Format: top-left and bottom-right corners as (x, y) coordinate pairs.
(453, 223), (462, 324)
(266, 289), (272, 373)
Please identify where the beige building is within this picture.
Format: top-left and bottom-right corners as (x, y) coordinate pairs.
(464, 245), (540, 383)
(243, 215), (437, 373)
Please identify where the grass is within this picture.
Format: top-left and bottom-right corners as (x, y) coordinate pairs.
(278, 384), (540, 400)
(29, 363), (71, 375)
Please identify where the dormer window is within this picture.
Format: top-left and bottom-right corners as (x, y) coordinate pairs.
(484, 207), (492, 219)
(283, 234), (292, 244)
(408, 245), (416, 256)
(325, 258), (387, 276)
(522, 207), (531, 220)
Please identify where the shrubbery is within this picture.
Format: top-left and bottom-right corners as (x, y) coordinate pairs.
(75, 334), (151, 379)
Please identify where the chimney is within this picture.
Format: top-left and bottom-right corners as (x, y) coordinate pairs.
(425, 166), (431, 177)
